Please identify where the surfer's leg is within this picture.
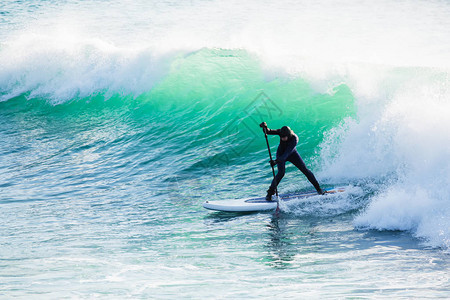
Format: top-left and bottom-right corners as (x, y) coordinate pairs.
(289, 152), (324, 194)
(274, 160), (286, 186)
(266, 161), (285, 200)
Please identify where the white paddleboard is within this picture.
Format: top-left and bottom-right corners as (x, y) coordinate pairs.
(203, 187), (346, 212)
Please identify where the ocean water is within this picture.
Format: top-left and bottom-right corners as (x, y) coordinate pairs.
(0, 0), (449, 298)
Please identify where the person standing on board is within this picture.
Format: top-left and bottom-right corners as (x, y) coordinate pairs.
(260, 122), (326, 201)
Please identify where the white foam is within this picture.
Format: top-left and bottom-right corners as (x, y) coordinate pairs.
(354, 186), (449, 249)
(319, 70), (450, 249)
(280, 185), (364, 217)
(0, 31), (174, 104)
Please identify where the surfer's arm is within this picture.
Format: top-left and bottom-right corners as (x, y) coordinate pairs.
(266, 128), (281, 135)
(259, 122), (280, 135)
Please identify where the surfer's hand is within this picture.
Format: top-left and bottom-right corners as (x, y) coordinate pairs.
(260, 122), (268, 134)
(270, 159), (277, 167)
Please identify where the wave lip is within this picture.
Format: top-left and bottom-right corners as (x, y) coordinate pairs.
(0, 33), (173, 104)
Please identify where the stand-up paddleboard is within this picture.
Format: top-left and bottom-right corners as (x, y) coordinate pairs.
(203, 187), (346, 212)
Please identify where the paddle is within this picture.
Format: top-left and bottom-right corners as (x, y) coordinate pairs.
(260, 122), (279, 210)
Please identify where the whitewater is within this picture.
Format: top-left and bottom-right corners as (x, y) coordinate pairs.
(0, 0), (449, 298)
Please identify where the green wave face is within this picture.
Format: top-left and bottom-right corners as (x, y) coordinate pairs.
(142, 48), (356, 163)
(2, 47), (356, 166)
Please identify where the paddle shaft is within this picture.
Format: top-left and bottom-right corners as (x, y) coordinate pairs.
(263, 129), (278, 197)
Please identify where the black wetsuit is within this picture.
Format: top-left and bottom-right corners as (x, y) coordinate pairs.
(267, 128), (322, 194)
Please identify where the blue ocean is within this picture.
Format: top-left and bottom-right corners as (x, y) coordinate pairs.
(1, 0), (449, 298)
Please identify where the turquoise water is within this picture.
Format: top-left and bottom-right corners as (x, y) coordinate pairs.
(1, 0), (449, 298)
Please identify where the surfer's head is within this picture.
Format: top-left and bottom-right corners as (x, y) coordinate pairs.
(280, 126), (293, 141)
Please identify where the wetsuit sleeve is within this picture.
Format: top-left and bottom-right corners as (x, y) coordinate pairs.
(265, 128), (281, 135)
(277, 134), (298, 162)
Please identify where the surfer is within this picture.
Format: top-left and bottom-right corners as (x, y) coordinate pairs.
(260, 122), (325, 201)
